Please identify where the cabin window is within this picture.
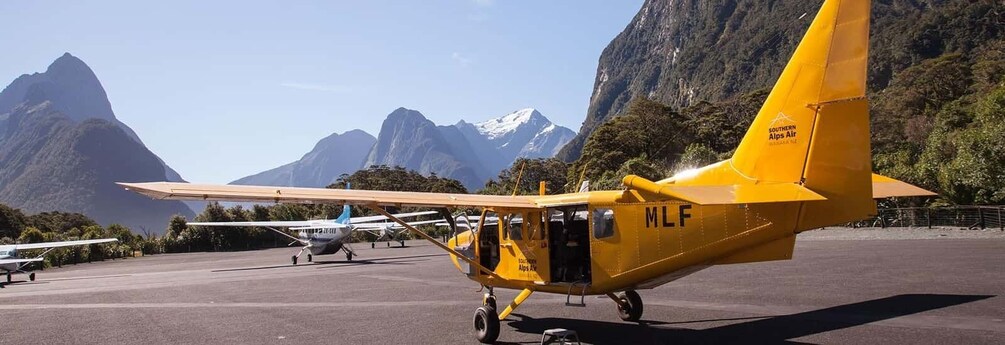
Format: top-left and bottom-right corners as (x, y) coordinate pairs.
(592, 208), (615, 239)
(508, 214), (524, 240)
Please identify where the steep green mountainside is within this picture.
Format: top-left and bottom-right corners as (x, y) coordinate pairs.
(558, 0), (1004, 161)
(563, 0), (1004, 204)
(0, 102), (194, 232)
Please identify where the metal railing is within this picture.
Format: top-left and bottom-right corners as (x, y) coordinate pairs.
(851, 206), (1005, 230)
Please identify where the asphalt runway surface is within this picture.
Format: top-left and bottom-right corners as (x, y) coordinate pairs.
(2, 228), (1003, 344)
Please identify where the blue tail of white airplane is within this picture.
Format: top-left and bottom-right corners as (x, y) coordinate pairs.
(335, 183), (352, 224)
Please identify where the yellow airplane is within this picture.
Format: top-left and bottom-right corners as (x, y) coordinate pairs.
(119, 0), (935, 342)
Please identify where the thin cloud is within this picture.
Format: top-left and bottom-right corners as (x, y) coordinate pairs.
(280, 82), (350, 93)
(451, 52), (472, 67)
(472, 0), (494, 7)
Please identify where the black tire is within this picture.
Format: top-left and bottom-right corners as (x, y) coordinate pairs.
(473, 306), (499, 344)
(371, 242), (375, 249)
(386, 242), (390, 247)
(292, 255), (298, 265)
(346, 252), (353, 261)
(400, 240), (405, 247)
(484, 295), (497, 311)
(307, 254), (313, 263)
(29, 273), (36, 282)
(617, 290), (644, 322)
(6, 272), (11, 283)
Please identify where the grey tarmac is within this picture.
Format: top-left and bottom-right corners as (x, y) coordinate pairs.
(1, 227), (1003, 344)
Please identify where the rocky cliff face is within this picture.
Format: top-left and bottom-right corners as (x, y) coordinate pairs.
(231, 129), (376, 187)
(0, 53), (186, 182)
(557, 0), (986, 161)
(0, 53), (194, 232)
(363, 108), (486, 189)
(0, 102), (193, 232)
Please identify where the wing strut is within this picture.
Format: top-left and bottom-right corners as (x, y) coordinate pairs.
(366, 205), (504, 280)
(264, 227), (307, 245)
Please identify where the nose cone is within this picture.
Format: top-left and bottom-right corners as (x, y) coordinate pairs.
(447, 230), (474, 273)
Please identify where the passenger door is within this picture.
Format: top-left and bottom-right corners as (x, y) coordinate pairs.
(496, 210), (550, 283)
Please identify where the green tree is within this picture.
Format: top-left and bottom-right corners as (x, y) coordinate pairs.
(17, 226), (45, 244)
(0, 204), (27, 239)
(481, 158), (569, 195)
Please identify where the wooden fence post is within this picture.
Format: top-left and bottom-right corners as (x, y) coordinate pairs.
(999, 207), (1003, 231)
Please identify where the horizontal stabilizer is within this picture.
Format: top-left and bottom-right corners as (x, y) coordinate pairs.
(872, 174), (938, 198)
(623, 175), (826, 205)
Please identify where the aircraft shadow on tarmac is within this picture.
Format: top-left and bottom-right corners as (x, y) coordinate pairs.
(210, 253), (446, 273)
(502, 294), (993, 345)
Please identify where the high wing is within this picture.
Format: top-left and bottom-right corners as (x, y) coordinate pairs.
(0, 258), (44, 265)
(187, 220), (334, 228)
(351, 211), (440, 224)
(187, 211), (441, 228)
(12, 238), (118, 251)
(353, 219), (444, 229)
(118, 182), (540, 209)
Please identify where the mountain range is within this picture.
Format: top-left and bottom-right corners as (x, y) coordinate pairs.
(233, 107), (575, 190)
(0, 53), (194, 233)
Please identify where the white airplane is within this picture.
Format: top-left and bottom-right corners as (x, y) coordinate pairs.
(1, 238), (119, 283)
(188, 204), (441, 265)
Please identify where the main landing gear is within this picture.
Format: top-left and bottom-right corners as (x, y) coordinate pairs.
(343, 246), (355, 262)
(4, 271), (36, 283)
(609, 290), (644, 322)
(292, 246), (310, 265)
(290, 253), (313, 265)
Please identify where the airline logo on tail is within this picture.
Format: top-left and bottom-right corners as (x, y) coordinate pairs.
(767, 112), (797, 145)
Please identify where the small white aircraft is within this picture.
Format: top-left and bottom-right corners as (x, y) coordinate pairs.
(1, 238), (119, 283)
(188, 204), (441, 265)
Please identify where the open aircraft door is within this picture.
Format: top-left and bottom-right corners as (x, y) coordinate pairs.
(496, 209), (550, 283)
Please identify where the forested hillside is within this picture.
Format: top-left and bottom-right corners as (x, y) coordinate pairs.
(556, 0), (1004, 205)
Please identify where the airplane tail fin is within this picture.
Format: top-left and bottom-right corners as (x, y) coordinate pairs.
(336, 183), (352, 224)
(729, 0), (874, 229)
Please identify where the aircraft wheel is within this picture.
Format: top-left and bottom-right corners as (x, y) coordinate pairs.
(292, 255), (298, 265)
(6, 272), (11, 283)
(29, 273), (36, 282)
(386, 242), (390, 247)
(400, 240), (405, 247)
(307, 254), (313, 263)
(371, 242), (375, 249)
(483, 294), (497, 310)
(473, 306), (499, 344)
(616, 290), (644, 322)
(346, 252), (353, 261)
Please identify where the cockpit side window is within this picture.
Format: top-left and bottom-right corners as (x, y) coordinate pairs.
(592, 208), (616, 239)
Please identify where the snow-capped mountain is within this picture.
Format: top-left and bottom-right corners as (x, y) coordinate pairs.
(466, 108), (576, 164)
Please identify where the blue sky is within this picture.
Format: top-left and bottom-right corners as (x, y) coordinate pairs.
(0, 0), (644, 184)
